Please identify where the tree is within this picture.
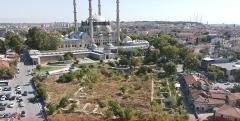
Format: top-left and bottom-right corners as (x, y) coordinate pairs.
(25, 27), (48, 50)
(26, 27), (62, 50)
(0, 39), (5, 53)
(129, 57), (140, 68)
(64, 52), (73, 60)
(183, 54), (200, 71)
(163, 61), (177, 75)
(208, 65), (225, 80)
(5, 31), (24, 53)
(47, 32), (62, 50)
(119, 57), (129, 66)
(234, 70), (240, 82)
(162, 45), (179, 61)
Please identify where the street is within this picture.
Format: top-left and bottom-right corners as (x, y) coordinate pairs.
(0, 62), (44, 121)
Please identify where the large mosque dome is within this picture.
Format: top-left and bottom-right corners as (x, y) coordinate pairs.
(92, 15), (107, 22)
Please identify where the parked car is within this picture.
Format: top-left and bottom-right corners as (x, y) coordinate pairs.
(19, 102), (24, 107)
(21, 111), (26, 117)
(8, 96), (16, 101)
(224, 82), (230, 85)
(3, 87), (11, 91)
(8, 102), (14, 108)
(16, 90), (21, 94)
(0, 113), (5, 118)
(17, 96), (23, 102)
(0, 95), (6, 101)
(22, 91), (28, 96)
(16, 87), (21, 91)
(4, 113), (10, 118)
(0, 106), (5, 111)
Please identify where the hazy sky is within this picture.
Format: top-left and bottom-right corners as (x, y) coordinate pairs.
(0, 0), (240, 24)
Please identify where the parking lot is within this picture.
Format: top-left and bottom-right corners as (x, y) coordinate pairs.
(0, 62), (44, 121)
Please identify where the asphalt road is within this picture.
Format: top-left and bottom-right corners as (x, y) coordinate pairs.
(0, 62), (44, 121)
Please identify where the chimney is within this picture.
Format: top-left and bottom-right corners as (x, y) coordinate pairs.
(98, 0), (101, 16)
(73, 0), (78, 32)
(88, 0), (94, 45)
(116, 0), (120, 43)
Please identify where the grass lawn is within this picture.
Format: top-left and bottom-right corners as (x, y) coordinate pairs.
(33, 66), (63, 73)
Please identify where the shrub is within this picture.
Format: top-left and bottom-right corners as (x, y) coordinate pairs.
(59, 97), (69, 108)
(105, 109), (114, 118)
(36, 65), (41, 70)
(70, 103), (77, 110)
(64, 52), (73, 60)
(119, 85), (129, 95)
(47, 103), (58, 115)
(58, 72), (75, 83)
(124, 108), (135, 120)
(36, 83), (48, 100)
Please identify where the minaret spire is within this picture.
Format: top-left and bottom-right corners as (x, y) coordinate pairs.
(116, 0), (120, 43)
(88, 0), (94, 45)
(98, 0), (101, 16)
(73, 0), (78, 32)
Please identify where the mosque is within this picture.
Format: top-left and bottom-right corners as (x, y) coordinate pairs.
(28, 0), (149, 65)
(60, 0), (119, 50)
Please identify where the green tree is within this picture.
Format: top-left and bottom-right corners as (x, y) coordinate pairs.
(0, 39), (5, 53)
(64, 52), (73, 60)
(26, 27), (48, 50)
(183, 54), (200, 71)
(26, 27), (62, 50)
(234, 70), (240, 82)
(47, 32), (62, 50)
(163, 61), (177, 75)
(162, 45), (179, 61)
(5, 31), (24, 53)
(130, 57), (140, 69)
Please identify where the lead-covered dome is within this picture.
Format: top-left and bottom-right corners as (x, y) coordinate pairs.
(92, 15), (107, 22)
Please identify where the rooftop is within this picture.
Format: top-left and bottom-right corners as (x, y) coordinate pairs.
(212, 61), (240, 71)
(194, 95), (225, 105)
(0, 60), (10, 68)
(216, 105), (240, 119)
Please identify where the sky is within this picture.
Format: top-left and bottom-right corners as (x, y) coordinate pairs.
(0, 0), (240, 24)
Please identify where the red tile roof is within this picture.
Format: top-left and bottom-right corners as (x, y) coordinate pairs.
(0, 60), (10, 68)
(210, 93), (227, 100)
(228, 93), (240, 101)
(194, 95), (225, 105)
(215, 105), (240, 119)
(184, 74), (207, 85)
(184, 75), (200, 85)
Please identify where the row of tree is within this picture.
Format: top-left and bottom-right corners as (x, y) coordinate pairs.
(25, 27), (62, 50)
(2, 27), (62, 54)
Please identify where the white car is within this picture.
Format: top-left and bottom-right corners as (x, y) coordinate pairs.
(0, 87), (2, 91)
(16, 87), (21, 91)
(19, 102), (24, 107)
(0, 95), (6, 101)
(8, 102), (14, 108)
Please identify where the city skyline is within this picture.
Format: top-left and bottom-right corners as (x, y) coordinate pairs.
(0, 0), (240, 24)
